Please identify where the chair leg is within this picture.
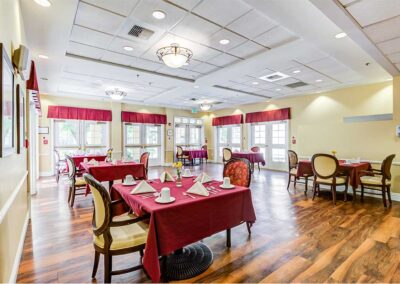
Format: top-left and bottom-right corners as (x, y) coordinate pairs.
(104, 254), (112, 283)
(294, 177), (297, 188)
(246, 221), (252, 235)
(382, 186), (387, 208)
(361, 185), (364, 202)
(387, 185), (392, 205)
(312, 182), (317, 200)
(68, 186), (72, 204)
(257, 162), (260, 171)
(56, 170), (60, 183)
(70, 185), (76, 207)
(226, 228), (231, 248)
(304, 177), (308, 195)
(344, 183), (348, 202)
(287, 174), (291, 191)
(332, 185), (336, 206)
(92, 251), (100, 278)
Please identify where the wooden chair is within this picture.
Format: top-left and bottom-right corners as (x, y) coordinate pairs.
(176, 146), (189, 165)
(311, 154), (349, 205)
(222, 148), (232, 164)
(359, 154), (395, 208)
(83, 174), (149, 283)
(140, 152), (150, 178)
(223, 158), (252, 246)
(66, 155), (87, 207)
(54, 149), (67, 183)
(287, 150), (312, 194)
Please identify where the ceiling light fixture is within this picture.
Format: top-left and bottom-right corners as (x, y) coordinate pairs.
(252, 81), (259, 85)
(34, 0), (51, 7)
(152, 10), (166, 20)
(123, 46), (134, 51)
(219, 39), (230, 45)
(156, 43), (193, 68)
(276, 88), (281, 91)
(316, 79), (323, 82)
(335, 32), (347, 39)
(194, 85), (199, 88)
(38, 54), (49, 59)
(200, 104), (212, 111)
(105, 88), (127, 100)
(293, 70), (301, 74)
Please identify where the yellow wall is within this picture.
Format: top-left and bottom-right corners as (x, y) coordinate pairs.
(0, 0), (29, 282)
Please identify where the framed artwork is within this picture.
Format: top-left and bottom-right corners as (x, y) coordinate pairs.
(0, 43), (15, 157)
(16, 84), (25, 154)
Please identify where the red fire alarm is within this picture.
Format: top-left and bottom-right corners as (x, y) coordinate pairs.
(43, 137), (48, 145)
(291, 136), (296, 144)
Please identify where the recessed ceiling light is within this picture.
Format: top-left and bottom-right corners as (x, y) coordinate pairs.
(34, 0), (51, 7)
(123, 46), (134, 51)
(293, 70), (301, 74)
(152, 10), (166, 20)
(276, 88), (281, 91)
(219, 39), (230, 45)
(335, 32), (347, 39)
(252, 81), (259, 85)
(194, 85), (199, 89)
(38, 54), (48, 59)
(316, 79), (323, 82)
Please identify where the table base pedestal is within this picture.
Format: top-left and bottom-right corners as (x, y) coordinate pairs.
(163, 242), (213, 280)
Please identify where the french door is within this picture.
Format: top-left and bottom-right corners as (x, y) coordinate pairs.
(250, 120), (288, 170)
(123, 123), (163, 165)
(174, 117), (203, 149)
(216, 125), (242, 161)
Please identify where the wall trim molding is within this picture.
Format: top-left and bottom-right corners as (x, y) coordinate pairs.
(39, 171), (53, 177)
(8, 212), (29, 283)
(0, 171), (28, 224)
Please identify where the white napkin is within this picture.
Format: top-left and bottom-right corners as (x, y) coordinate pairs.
(194, 172), (212, 184)
(130, 181), (156, 194)
(160, 171), (175, 183)
(187, 182), (209, 196)
(86, 159), (98, 165)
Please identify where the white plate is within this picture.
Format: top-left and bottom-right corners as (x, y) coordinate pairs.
(155, 197), (176, 204)
(181, 174), (194, 178)
(122, 181), (136, 186)
(219, 184), (235, 189)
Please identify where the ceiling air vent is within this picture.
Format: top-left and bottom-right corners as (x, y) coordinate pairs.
(259, 72), (290, 82)
(127, 25), (154, 40)
(286, 81), (308, 88)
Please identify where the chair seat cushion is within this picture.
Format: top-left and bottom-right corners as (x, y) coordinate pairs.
(112, 212), (137, 222)
(75, 177), (86, 186)
(290, 168), (297, 175)
(360, 176), (391, 186)
(316, 177), (346, 184)
(94, 221), (149, 250)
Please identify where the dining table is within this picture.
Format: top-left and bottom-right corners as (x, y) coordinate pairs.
(111, 177), (256, 282)
(68, 154), (107, 171)
(296, 160), (371, 199)
(181, 149), (208, 164)
(232, 151), (266, 171)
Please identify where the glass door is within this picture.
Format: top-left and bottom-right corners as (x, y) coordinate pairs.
(174, 117), (204, 151)
(216, 125), (242, 161)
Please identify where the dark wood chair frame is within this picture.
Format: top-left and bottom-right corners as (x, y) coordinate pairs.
(176, 146), (190, 165)
(223, 157), (252, 247)
(140, 152), (150, 178)
(222, 147), (232, 164)
(287, 150), (312, 194)
(84, 174), (150, 283)
(66, 155), (87, 207)
(311, 153), (349, 205)
(359, 154), (395, 208)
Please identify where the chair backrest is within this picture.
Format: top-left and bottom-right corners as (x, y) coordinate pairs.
(65, 155), (76, 180)
(250, 146), (260, 152)
(223, 158), (251, 187)
(54, 149), (60, 164)
(201, 145), (207, 151)
(140, 152), (150, 174)
(381, 154), (396, 180)
(311, 153), (339, 179)
(288, 150), (298, 170)
(223, 148), (232, 162)
(83, 174), (111, 232)
(177, 146), (183, 155)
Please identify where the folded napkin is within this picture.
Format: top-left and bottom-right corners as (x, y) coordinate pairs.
(130, 181), (156, 194)
(187, 181), (209, 196)
(194, 172), (212, 184)
(160, 171), (175, 183)
(86, 159), (98, 165)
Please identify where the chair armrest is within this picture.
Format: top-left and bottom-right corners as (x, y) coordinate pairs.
(109, 214), (150, 227)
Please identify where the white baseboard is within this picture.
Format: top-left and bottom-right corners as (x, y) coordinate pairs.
(8, 212), (30, 283)
(39, 171), (53, 177)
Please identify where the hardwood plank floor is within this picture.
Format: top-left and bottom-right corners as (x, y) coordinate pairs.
(17, 164), (400, 283)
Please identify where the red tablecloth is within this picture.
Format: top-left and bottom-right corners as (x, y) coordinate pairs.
(181, 149), (208, 161)
(111, 178), (256, 282)
(297, 160), (371, 188)
(232, 152), (266, 166)
(68, 155), (107, 170)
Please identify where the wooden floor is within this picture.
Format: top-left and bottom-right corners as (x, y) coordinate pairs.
(17, 164), (400, 283)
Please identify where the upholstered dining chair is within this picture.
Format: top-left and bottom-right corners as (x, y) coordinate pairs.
(140, 152), (150, 178)
(176, 146), (189, 164)
(287, 150), (312, 194)
(83, 174), (149, 283)
(222, 148), (232, 164)
(223, 158), (252, 247)
(66, 155), (87, 207)
(54, 149), (67, 183)
(250, 146), (260, 152)
(311, 153), (349, 205)
(359, 154), (395, 208)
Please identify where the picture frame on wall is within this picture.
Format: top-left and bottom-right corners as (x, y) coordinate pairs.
(0, 43), (15, 157)
(16, 84), (25, 154)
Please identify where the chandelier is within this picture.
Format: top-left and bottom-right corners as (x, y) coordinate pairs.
(200, 104), (212, 111)
(105, 88), (127, 100)
(156, 43), (193, 68)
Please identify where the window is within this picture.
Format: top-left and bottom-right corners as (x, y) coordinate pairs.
(85, 121), (107, 147)
(216, 125), (242, 160)
(54, 120), (80, 147)
(272, 123), (286, 145)
(174, 117), (204, 150)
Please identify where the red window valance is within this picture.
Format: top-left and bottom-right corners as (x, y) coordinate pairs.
(47, 106), (112, 121)
(246, 108), (291, 123)
(121, 111), (167, 124)
(212, 114), (243, 126)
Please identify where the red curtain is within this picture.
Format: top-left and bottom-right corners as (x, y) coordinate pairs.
(47, 106), (112, 121)
(245, 108), (291, 123)
(212, 114), (243, 126)
(121, 111), (167, 124)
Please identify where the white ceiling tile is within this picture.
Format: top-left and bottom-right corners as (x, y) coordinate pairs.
(75, 2), (126, 35)
(227, 10), (276, 39)
(388, 52), (400, 64)
(108, 37), (148, 57)
(166, 0), (202, 11)
(254, 26), (297, 48)
(274, 77), (300, 86)
(248, 68), (275, 78)
(339, 0), (358, 6)
(157, 66), (201, 79)
(70, 25), (114, 48)
(185, 62), (219, 74)
(129, 0), (187, 31)
(207, 53), (240, 67)
(228, 41), (265, 58)
(82, 0), (140, 16)
(67, 42), (105, 59)
(377, 37), (400, 55)
(396, 63), (400, 71)
(363, 15), (400, 43)
(130, 57), (164, 71)
(193, 0), (251, 26)
(267, 60), (302, 72)
(101, 51), (135, 66)
(293, 47), (328, 64)
(209, 29), (248, 50)
(346, 0), (400, 27)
